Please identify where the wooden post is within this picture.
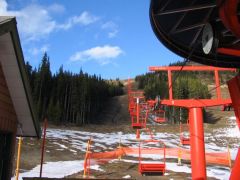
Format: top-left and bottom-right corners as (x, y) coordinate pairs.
(83, 139), (91, 178)
(40, 118), (48, 177)
(227, 144), (232, 169)
(15, 137), (22, 180)
(118, 137), (122, 160)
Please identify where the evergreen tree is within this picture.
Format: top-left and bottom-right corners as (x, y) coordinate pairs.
(25, 53), (124, 125)
(135, 62), (214, 124)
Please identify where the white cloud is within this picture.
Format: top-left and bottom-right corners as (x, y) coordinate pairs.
(108, 29), (118, 38)
(58, 11), (99, 30)
(0, 1), (57, 41)
(101, 21), (117, 29)
(0, 0), (8, 13)
(101, 21), (119, 38)
(0, 0), (99, 41)
(47, 3), (65, 13)
(70, 45), (123, 65)
(18, 5), (57, 41)
(29, 44), (50, 56)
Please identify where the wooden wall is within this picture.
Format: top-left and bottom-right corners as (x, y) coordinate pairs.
(0, 64), (17, 132)
(0, 63), (18, 180)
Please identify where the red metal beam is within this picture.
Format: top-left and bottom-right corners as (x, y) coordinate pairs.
(149, 65), (235, 107)
(132, 96), (145, 99)
(230, 150), (240, 180)
(227, 75), (240, 129)
(219, 0), (240, 38)
(217, 48), (240, 57)
(161, 99), (232, 108)
(227, 75), (240, 179)
(149, 66), (236, 72)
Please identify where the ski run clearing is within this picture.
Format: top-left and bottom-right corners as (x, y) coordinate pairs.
(12, 116), (239, 180)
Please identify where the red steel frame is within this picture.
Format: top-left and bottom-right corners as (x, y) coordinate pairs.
(128, 80), (148, 139)
(217, 0), (240, 57)
(227, 75), (240, 180)
(219, 0), (240, 39)
(149, 66), (236, 179)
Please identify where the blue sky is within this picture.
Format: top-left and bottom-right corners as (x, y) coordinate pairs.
(1, 0), (180, 79)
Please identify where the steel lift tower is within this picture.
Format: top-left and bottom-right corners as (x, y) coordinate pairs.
(149, 66), (236, 179)
(149, 1), (240, 179)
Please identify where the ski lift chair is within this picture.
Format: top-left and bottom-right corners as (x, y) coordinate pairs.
(154, 109), (166, 123)
(147, 99), (156, 109)
(180, 122), (190, 146)
(132, 110), (148, 129)
(129, 101), (135, 113)
(139, 139), (166, 176)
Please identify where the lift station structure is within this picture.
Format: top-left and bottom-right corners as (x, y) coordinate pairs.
(149, 65), (236, 179)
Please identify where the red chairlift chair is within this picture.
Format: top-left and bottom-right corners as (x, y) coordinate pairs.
(132, 109), (148, 129)
(140, 103), (149, 110)
(180, 122), (190, 146)
(139, 139), (166, 176)
(147, 99), (156, 109)
(129, 98), (141, 116)
(154, 109), (166, 123)
(129, 100), (135, 113)
(130, 90), (144, 98)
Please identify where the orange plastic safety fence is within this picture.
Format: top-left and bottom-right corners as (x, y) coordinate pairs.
(89, 147), (230, 166)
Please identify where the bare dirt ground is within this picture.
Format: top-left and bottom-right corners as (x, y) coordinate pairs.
(13, 84), (239, 180)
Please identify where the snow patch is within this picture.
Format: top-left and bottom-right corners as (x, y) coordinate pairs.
(53, 142), (68, 149)
(122, 175), (131, 178)
(229, 116), (236, 120)
(118, 159), (230, 180)
(69, 149), (77, 153)
(15, 123), (238, 179)
(11, 160), (103, 180)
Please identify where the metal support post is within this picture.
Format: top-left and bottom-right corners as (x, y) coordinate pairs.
(214, 69), (221, 99)
(137, 98), (139, 123)
(189, 107), (206, 179)
(136, 129), (140, 140)
(168, 70), (173, 100)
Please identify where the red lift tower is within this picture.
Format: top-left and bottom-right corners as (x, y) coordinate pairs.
(149, 65), (236, 179)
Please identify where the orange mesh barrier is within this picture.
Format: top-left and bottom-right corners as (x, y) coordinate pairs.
(89, 147), (230, 166)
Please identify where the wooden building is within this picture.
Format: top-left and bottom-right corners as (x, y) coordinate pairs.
(0, 17), (40, 180)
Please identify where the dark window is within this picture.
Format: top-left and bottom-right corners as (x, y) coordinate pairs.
(0, 132), (12, 180)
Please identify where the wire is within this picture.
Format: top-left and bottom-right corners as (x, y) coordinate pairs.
(167, 58), (189, 97)
(160, 40), (198, 100)
(162, 6), (215, 100)
(193, 71), (236, 100)
(207, 73), (236, 95)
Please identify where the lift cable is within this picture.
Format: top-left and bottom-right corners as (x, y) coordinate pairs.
(159, 6), (215, 101)
(160, 40), (199, 100)
(193, 71), (237, 101)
